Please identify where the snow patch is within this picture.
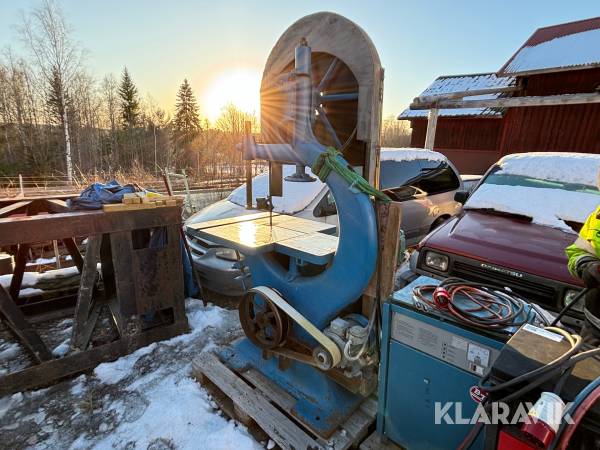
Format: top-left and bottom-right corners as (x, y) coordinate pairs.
(0, 271), (39, 289)
(229, 165), (325, 214)
(94, 343), (158, 385)
(466, 184), (599, 232)
(498, 152), (600, 187)
(380, 147), (446, 162)
(52, 339), (70, 358)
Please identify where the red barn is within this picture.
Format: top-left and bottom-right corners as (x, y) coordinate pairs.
(399, 17), (600, 174)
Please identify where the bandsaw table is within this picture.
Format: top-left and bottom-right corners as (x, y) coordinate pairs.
(187, 212), (338, 266)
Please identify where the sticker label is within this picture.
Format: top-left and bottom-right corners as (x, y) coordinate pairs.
(523, 324), (564, 342)
(451, 336), (468, 351)
(469, 386), (488, 403)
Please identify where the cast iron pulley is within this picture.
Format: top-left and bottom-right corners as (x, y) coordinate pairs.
(239, 289), (291, 349)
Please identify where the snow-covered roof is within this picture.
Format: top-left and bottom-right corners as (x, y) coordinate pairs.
(228, 165), (325, 214)
(499, 17), (600, 76)
(398, 73), (516, 120)
(380, 147), (446, 163)
(498, 152), (600, 188)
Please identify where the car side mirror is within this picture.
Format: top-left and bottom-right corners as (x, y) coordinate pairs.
(454, 191), (469, 204)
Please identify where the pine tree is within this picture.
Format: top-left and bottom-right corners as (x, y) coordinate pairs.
(118, 67), (140, 129)
(46, 68), (69, 125)
(173, 79), (200, 136)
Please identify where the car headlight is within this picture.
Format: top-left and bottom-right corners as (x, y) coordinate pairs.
(214, 247), (240, 262)
(564, 289), (584, 313)
(424, 251), (449, 272)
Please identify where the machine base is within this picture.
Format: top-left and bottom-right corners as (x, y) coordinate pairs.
(220, 338), (368, 438)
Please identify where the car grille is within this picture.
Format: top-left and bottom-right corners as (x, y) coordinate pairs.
(451, 261), (558, 309)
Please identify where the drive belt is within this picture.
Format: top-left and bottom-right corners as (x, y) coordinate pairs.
(248, 286), (342, 367)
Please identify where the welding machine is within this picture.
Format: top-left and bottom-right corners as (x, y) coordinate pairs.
(377, 277), (537, 450)
(482, 324), (600, 450)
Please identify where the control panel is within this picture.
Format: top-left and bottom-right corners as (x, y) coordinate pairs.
(391, 312), (500, 376)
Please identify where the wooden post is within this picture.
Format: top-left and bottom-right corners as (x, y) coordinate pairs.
(244, 121), (253, 209)
(424, 108), (439, 150)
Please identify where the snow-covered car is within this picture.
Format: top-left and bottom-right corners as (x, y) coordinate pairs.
(186, 148), (463, 296)
(413, 152), (600, 324)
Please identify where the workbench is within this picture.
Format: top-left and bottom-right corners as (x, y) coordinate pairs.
(0, 206), (188, 396)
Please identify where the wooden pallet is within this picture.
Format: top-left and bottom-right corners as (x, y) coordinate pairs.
(192, 352), (377, 450)
(359, 431), (403, 450)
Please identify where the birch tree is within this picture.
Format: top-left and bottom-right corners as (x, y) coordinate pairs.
(20, 0), (83, 181)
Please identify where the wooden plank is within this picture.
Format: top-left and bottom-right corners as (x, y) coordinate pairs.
(240, 368), (377, 450)
(71, 235), (102, 350)
(9, 243), (30, 302)
(241, 368), (296, 412)
(109, 231), (137, 320)
(0, 285), (52, 363)
(62, 237), (84, 272)
(103, 202), (156, 212)
(40, 198), (70, 213)
(364, 202), (402, 304)
(424, 108), (439, 150)
(0, 207), (181, 247)
(192, 353), (322, 450)
(359, 431), (403, 450)
(413, 84), (521, 104)
(410, 92), (600, 110)
(0, 321), (187, 397)
(0, 200), (30, 218)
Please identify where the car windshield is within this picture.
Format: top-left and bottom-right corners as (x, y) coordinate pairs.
(228, 165), (325, 214)
(465, 163), (600, 233)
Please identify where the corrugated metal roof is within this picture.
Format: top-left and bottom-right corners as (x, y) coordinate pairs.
(398, 73), (516, 119)
(499, 17), (600, 76)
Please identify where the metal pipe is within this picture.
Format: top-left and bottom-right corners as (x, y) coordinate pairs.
(320, 92), (359, 102)
(317, 106), (342, 149)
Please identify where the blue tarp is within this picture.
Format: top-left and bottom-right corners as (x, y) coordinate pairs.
(68, 180), (136, 210)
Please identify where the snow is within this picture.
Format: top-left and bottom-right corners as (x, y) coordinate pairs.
(465, 184), (600, 232)
(400, 94), (503, 118)
(380, 147), (446, 162)
(504, 28), (600, 74)
(0, 271), (39, 289)
(398, 73), (516, 119)
(1, 299), (260, 450)
(94, 344), (159, 385)
(229, 164), (325, 214)
(498, 152), (600, 188)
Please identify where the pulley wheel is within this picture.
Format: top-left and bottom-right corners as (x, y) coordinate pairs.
(239, 290), (290, 349)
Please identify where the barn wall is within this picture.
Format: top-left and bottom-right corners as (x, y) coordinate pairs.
(408, 118), (503, 174)
(499, 68), (600, 155)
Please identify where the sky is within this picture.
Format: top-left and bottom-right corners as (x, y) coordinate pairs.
(0, 0), (598, 121)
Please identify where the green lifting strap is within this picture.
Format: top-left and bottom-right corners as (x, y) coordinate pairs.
(311, 147), (391, 202)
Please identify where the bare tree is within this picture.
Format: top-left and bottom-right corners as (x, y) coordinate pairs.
(380, 116), (412, 147)
(20, 0), (83, 181)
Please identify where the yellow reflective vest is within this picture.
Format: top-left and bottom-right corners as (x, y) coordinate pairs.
(566, 206), (600, 276)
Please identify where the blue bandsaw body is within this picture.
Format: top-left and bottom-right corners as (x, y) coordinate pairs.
(190, 41), (379, 437)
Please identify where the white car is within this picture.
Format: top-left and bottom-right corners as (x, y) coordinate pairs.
(185, 148), (463, 296)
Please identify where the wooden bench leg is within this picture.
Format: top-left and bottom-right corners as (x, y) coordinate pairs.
(9, 243), (29, 302)
(0, 285), (52, 362)
(71, 235), (102, 351)
(62, 237), (84, 272)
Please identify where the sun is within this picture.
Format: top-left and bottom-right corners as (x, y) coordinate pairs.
(202, 69), (261, 123)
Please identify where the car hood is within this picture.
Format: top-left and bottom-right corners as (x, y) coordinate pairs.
(185, 199), (251, 227)
(423, 210), (582, 285)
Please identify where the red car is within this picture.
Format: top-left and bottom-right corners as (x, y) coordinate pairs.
(411, 152), (600, 324)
